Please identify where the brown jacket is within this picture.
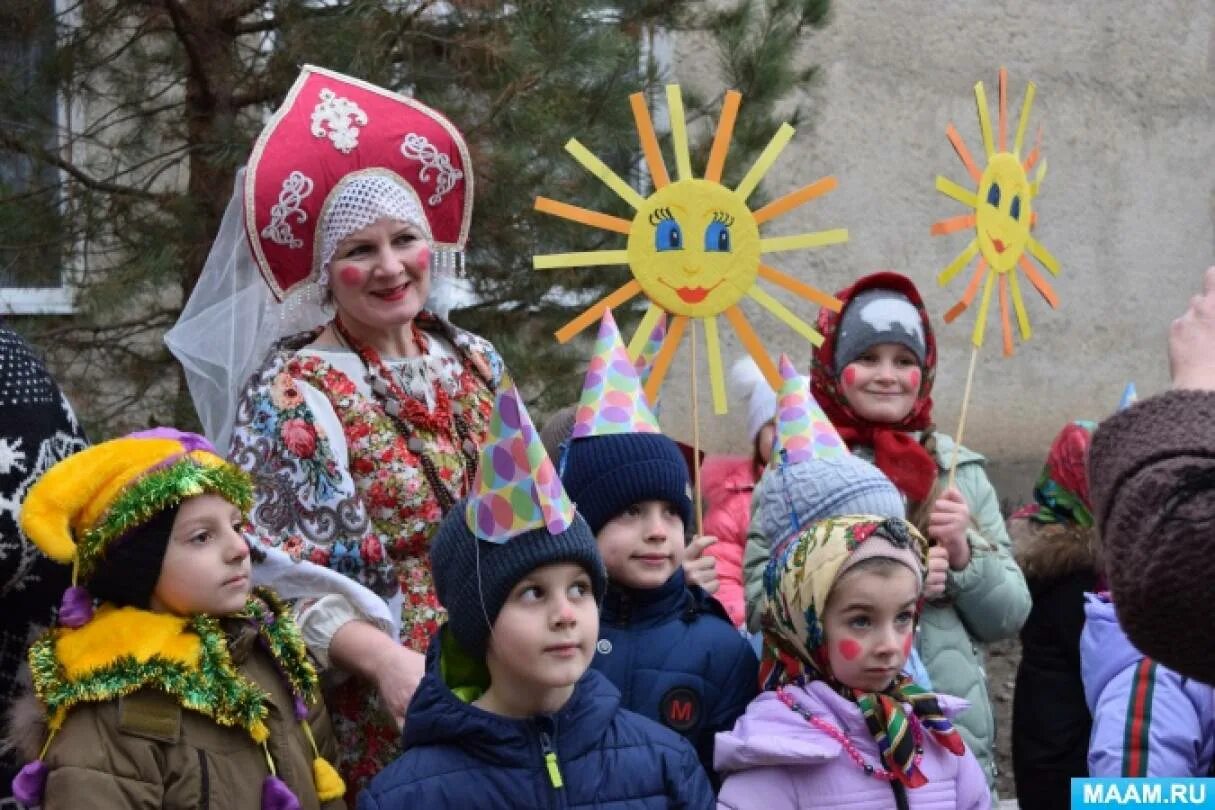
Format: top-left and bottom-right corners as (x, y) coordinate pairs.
(13, 599), (346, 810)
(1089, 388), (1215, 684)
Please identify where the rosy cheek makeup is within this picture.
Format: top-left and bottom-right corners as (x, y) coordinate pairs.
(837, 639), (862, 661)
(841, 366), (857, 388)
(902, 633), (914, 657)
(337, 265), (364, 287)
(907, 368), (922, 390)
(414, 243), (431, 271)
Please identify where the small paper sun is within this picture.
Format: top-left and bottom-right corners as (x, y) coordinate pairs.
(932, 68), (1060, 355)
(533, 85), (848, 414)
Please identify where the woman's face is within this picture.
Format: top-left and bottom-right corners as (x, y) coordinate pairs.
(838, 343), (922, 425)
(328, 218), (431, 336)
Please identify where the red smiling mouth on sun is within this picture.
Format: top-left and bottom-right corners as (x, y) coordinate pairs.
(659, 278), (724, 303)
(988, 234), (1006, 254)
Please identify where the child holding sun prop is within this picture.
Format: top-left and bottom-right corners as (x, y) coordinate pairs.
(532, 85), (848, 418)
(931, 68), (1062, 485)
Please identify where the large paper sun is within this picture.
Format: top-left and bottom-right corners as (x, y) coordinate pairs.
(932, 69), (1060, 355)
(533, 85), (848, 414)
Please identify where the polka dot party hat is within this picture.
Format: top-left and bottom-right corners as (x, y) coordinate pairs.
(465, 377), (576, 543)
(633, 311), (667, 395)
(772, 353), (847, 467)
(571, 309), (662, 439)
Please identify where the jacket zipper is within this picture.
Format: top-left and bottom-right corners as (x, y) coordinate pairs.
(538, 723), (566, 809)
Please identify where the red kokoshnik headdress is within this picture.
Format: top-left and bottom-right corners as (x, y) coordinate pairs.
(245, 64), (474, 300)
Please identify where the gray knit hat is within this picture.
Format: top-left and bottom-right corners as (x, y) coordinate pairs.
(431, 497), (607, 657)
(834, 288), (927, 373)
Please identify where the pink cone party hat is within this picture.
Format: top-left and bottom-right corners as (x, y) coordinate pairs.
(466, 377), (576, 543)
(571, 309), (662, 439)
(772, 354), (847, 466)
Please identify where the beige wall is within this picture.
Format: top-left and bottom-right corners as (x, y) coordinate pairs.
(660, 0), (1215, 503)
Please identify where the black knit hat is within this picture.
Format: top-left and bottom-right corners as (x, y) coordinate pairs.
(560, 432), (693, 535)
(430, 497), (607, 657)
(88, 504), (178, 609)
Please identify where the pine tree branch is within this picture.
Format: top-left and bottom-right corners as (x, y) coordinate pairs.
(0, 132), (162, 201)
(160, 0), (214, 108)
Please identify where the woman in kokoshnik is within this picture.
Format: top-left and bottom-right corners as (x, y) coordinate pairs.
(167, 66), (502, 798)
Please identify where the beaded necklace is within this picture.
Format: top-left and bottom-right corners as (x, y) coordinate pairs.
(332, 317), (478, 513)
(774, 685), (924, 781)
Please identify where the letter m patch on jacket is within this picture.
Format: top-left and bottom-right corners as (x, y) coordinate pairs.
(660, 687), (701, 732)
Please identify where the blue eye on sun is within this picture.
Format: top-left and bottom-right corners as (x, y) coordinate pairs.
(705, 220), (731, 252)
(655, 217), (683, 251)
(1010, 195), (1021, 220)
(986, 182), (1001, 208)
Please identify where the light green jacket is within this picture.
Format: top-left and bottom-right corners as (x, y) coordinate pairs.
(742, 434), (1031, 791)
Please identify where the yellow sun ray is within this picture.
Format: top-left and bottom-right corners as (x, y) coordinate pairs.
(748, 287), (825, 347)
(534, 85), (847, 415)
(757, 264), (842, 311)
(735, 123), (795, 202)
(629, 92), (670, 189)
(998, 68), (1008, 152)
(704, 91), (741, 183)
(643, 315), (688, 406)
(666, 85), (693, 182)
(974, 81), (995, 159)
(972, 270), (997, 348)
(703, 315), (728, 414)
(946, 125), (982, 184)
(724, 306), (780, 390)
(1030, 159), (1047, 197)
(938, 238), (980, 286)
(1018, 254), (1059, 308)
(534, 196), (632, 234)
(1027, 237), (1060, 275)
(554, 280), (643, 344)
(627, 301), (667, 361)
(533, 249), (629, 270)
(944, 259), (988, 324)
(752, 177), (838, 225)
(564, 139), (647, 210)
(930, 212), (976, 236)
(1008, 266), (1032, 340)
(760, 229), (850, 253)
(935, 175), (977, 208)
(1013, 82), (1037, 158)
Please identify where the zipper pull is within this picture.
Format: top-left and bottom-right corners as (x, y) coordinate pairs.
(539, 732), (564, 789)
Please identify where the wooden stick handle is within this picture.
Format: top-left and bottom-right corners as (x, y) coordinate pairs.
(947, 345), (980, 490)
(690, 320), (704, 535)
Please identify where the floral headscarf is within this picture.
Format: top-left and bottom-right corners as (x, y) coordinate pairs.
(1015, 420), (1096, 527)
(810, 272), (940, 503)
(760, 515), (965, 788)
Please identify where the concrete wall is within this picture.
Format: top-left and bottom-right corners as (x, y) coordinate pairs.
(660, 0), (1215, 504)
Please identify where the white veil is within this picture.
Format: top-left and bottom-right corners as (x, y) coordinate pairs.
(165, 170), (459, 453)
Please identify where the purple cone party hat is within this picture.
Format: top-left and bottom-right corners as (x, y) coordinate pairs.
(571, 309), (662, 439)
(466, 377), (576, 543)
(772, 354), (847, 466)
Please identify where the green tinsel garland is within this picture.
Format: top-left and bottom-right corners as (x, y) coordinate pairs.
(77, 461), (253, 578)
(30, 588), (317, 741)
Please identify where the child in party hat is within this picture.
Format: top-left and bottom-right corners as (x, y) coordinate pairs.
(556, 310), (757, 786)
(716, 514), (989, 809)
(10, 428), (345, 810)
(359, 380), (713, 809)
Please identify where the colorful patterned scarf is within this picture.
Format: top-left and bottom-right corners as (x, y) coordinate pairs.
(1016, 420), (1096, 527)
(760, 515), (966, 788)
(810, 273), (940, 504)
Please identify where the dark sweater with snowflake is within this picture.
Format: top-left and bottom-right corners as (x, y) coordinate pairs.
(0, 325), (87, 797)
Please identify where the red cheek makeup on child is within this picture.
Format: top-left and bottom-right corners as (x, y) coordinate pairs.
(838, 639), (862, 661)
(903, 633), (914, 657)
(907, 368), (921, 390)
(841, 366), (857, 388)
(337, 265), (364, 287)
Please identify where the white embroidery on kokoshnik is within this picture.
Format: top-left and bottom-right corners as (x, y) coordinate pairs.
(856, 297), (925, 345)
(400, 132), (463, 205)
(311, 88), (369, 154)
(261, 171), (315, 249)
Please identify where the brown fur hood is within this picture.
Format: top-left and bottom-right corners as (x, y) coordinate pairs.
(1009, 516), (1099, 581)
(3, 667), (47, 764)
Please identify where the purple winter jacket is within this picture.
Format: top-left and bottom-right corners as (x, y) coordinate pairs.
(1081, 593), (1215, 776)
(714, 681), (990, 809)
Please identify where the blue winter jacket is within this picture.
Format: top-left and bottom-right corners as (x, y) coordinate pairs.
(359, 627), (715, 810)
(591, 569), (758, 784)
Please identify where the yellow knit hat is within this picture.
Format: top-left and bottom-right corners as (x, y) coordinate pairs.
(20, 428), (253, 580)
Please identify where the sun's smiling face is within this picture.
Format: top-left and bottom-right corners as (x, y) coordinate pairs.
(975, 152), (1032, 273)
(626, 179), (760, 317)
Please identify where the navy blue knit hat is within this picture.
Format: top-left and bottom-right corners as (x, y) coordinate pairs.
(561, 432), (694, 535)
(431, 497), (607, 657)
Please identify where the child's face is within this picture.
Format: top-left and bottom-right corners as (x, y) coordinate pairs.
(486, 563), (598, 701)
(838, 343), (922, 424)
(150, 494), (252, 616)
(821, 564), (919, 692)
(595, 500), (685, 589)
